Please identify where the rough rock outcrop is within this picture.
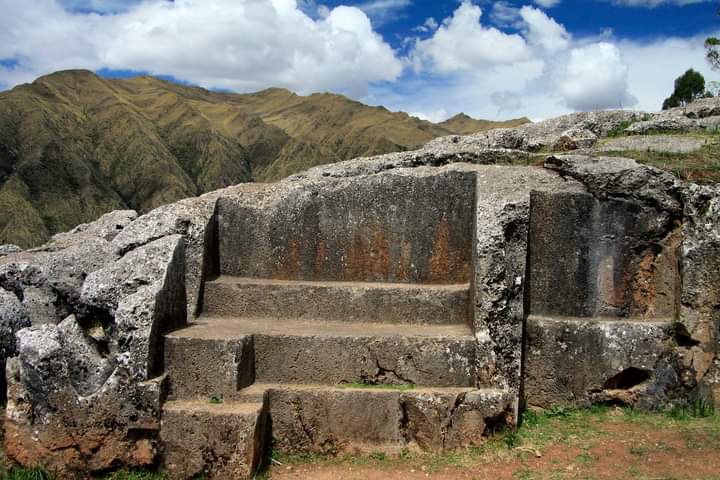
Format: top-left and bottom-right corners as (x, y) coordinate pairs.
(0, 245), (22, 258)
(1, 205), (188, 475)
(595, 135), (705, 154)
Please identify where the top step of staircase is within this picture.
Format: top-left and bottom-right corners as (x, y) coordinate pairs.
(202, 275), (470, 325)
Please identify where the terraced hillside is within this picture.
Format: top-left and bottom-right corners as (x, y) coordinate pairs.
(0, 70), (528, 248)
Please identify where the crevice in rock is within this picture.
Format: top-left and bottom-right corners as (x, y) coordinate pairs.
(482, 409), (512, 436)
(290, 398), (314, 448)
(669, 322), (701, 348)
(442, 392), (466, 449)
(602, 367), (651, 390)
(398, 399), (410, 443)
(373, 358), (414, 385)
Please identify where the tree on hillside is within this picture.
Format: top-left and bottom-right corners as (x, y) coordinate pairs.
(662, 69), (706, 110)
(706, 37), (720, 71)
(706, 6), (720, 70)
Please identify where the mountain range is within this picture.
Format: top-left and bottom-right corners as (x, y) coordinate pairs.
(0, 70), (528, 248)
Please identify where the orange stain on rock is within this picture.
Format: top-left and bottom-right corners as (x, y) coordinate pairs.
(342, 229), (391, 281)
(315, 239), (327, 274)
(274, 237), (301, 279)
(429, 216), (470, 283)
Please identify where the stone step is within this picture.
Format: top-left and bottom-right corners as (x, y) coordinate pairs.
(165, 316), (477, 391)
(161, 400), (266, 480)
(163, 334), (255, 401)
(249, 383), (511, 454)
(202, 275), (470, 325)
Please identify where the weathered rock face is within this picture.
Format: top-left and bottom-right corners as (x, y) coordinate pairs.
(0, 204), (189, 475)
(527, 190), (680, 319)
(680, 183), (720, 407)
(0, 97), (718, 478)
(596, 135), (705, 154)
(424, 109), (641, 153)
(623, 97), (720, 135)
(0, 245), (22, 258)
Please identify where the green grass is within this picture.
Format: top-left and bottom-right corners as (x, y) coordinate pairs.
(1, 467), (52, 480)
(0, 468), (168, 480)
(336, 382), (416, 391)
(103, 472), (166, 480)
(601, 132), (720, 183)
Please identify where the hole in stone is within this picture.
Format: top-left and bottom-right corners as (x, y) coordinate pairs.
(602, 367), (651, 390)
(670, 322), (700, 348)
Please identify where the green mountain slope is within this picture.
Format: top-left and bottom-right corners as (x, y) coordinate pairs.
(438, 113), (530, 135)
(0, 70), (527, 248)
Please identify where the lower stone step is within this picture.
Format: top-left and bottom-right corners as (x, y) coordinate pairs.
(166, 316), (477, 390)
(160, 400), (266, 480)
(203, 275), (470, 325)
(237, 383), (511, 455)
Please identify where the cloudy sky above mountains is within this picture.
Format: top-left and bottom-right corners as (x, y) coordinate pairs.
(0, 0), (718, 121)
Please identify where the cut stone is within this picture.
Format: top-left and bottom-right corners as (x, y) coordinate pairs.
(202, 276), (470, 325)
(526, 191), (680, 320)
(161, 400), (266, 480)
(169, 316), (476, 387)
(253, 383), (509, 454)
(163, 334), (254, 401)
(217, 170), (477, 284)
(523, 315), (672, 408)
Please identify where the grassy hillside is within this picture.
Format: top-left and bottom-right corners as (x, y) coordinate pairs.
(438, 113), (530, 135)
(0, 70), (527, 248)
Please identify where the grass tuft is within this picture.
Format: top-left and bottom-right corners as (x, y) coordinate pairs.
(103, 471), (166, 480)
(336, 382), (416, 391)
(2, 467), (53, 480)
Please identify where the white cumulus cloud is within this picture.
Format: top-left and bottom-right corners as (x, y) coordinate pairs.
(412, 1), (530, 73)
(407, 2), (635, 115)
(558, 42), (637, 110)
(534, 0), (561, 7)
(0, 0), (403, 96)
(520, 5), (571, 52)
(533, 0), (711, 7)
(609, 0), (710, 6)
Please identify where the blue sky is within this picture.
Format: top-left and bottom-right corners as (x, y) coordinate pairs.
(1, 0), (718, 120)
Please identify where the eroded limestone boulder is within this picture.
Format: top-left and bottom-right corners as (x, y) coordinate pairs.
(2, 217), (187, 475)
(425, 110), (641, 153)
(51, 210), (138, 244)
(595, 135), (705, 154)
(0, 245), (21, 258)
(680, 183), (720, 407)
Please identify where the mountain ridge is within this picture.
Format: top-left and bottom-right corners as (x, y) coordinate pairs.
(0, 69), (530, 248)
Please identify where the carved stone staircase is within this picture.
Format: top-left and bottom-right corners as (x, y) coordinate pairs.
(158, 171), (512, 479)
(160, 274), (512, 479)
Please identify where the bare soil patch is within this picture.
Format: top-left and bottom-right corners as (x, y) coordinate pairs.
(265, 407), (720, 480)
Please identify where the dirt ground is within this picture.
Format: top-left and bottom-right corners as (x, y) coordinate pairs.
(264, 407), (720, 480)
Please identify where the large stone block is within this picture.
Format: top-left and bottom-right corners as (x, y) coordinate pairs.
(164, 334), (254, 400)
(524, 316), (673, 408)
(265, 385), (510, 455)
(527, 191), (680, 319)
(218, 170), (476, 284)
(253, 328), (476, 387)
(161, 400), (266, 480)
